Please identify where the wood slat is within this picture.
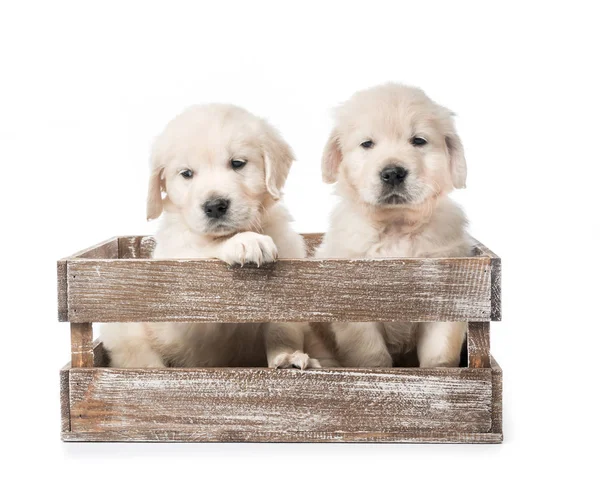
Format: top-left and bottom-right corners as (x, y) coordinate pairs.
(65, 366), (493, 442)
(491, 357), (503, 435)
(118, 236), (156, 259)
(58, 238), (120, 321)
(65, 257), (492, 323)
(60, 367), (70, 434)
(468, 322), (491, 368)
(471, 238), (501, 321)
(70, 323), (94, 367)
(62, 430), (502, 443)
(57, 260), (67, 321)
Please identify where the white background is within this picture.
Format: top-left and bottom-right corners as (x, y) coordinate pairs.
(1, 0), (599, 493)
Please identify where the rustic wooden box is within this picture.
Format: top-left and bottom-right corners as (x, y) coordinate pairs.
(58, 234), (502, 443)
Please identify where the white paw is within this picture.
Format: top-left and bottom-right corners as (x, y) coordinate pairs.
(270, 351), (322, 370)
(219, 232), (278, 266)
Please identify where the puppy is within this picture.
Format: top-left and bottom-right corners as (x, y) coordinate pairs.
(101, 104), (334, 369)
(315, 83), (471, 368)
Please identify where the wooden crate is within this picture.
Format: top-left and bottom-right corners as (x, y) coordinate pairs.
(58, 234), (502, 443)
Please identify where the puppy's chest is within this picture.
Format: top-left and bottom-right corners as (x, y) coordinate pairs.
(366, 233), (417, 258)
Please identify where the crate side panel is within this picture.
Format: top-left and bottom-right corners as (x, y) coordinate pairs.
(66, 257), (491, 322)
(68, 367), (493, 440)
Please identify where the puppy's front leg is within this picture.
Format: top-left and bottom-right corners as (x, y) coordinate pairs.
(334, 322), (393, 367)
(218, 232), (278, 266)
(417, 322), (466, 367)
(266, 322), (321, 370)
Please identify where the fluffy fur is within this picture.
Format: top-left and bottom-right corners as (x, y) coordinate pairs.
(101, 104), (336, 369)
(315, 83), (471, 367)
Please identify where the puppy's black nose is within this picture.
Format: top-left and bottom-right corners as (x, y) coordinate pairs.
(380, 166), (408, 186)
(203, 198), (230, 219)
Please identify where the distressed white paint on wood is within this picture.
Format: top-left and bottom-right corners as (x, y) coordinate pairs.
(66, 367), (493, 440)
(467, 322), (491, 368)
(70, 322), (93, 367)
(60, 344), (503, 443)
(57, 260), (67, 321)
(65, 257), (492, 322)
(491, 357), (503, 435)
(471, 238), (501, 321)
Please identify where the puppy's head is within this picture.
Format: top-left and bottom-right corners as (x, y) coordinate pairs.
(322, 83), (466, 208)
(147, 104), (294, 237)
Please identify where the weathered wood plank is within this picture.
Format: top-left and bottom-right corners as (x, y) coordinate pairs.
(71, 323), (94, 367)
(491, 257), (501, 321)
(491, 357), (503, 436)
(118, 236), (156, 259)
(66, 367), (493, 440)
(60, 367), (71, 434)
(62, 430), (502, 443)
(65, 257), (491, 323)
(57, 260), (68, 321)
(468, 322), (490, 368)
(471, 238), (501, 321)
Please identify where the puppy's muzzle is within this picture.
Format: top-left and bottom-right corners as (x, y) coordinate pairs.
(203, 198), (230, 219)
(380, 166), (408, 187)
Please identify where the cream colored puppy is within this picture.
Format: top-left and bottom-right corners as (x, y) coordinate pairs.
(316, 83), (470, 368)
(101, 104), (334, 369)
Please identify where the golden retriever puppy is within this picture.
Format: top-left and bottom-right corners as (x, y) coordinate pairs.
(101, 104), (335, 369)
(315, 83), (470, 368)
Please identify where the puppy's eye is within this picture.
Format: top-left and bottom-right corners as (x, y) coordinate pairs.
(179, 169), (194, 179)
(410, 136), (428, 147)
(360, 140), (375, 149)
(231, 159), (247, 169)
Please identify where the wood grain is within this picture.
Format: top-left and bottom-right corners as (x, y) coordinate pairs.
(491, 257), (502, 321)
(65, 257), (492, 323)
(118, 236), (156, 259)
(468, 322), (491, 368)
(57, 260), (67, 321)
(62, 430), (502, 443)
(60, 367), (70, 434)
(71, 322), (93, 367)
(61, 345), (503, 443)
(491, 357), (503, 435)
(65, 366), (493, 442)
(471, 238), (501, 321)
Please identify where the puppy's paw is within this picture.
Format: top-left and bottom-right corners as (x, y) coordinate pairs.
(219, 232), (278, 266)
(270, 351), (322, 370)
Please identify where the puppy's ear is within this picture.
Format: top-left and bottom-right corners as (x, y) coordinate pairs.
(147, 143), (166, 220)
(322, 130), (342, 184)
(445, 131), (467, 189)
(262, 122), (295, 200)
(146, 165), (165, 220)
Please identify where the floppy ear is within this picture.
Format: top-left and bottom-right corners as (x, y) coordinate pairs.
(445, 131), (467, 189)
(321, 130), (343, 184)
(146, 165), (165, 220)
(262, 123), (295, 200)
